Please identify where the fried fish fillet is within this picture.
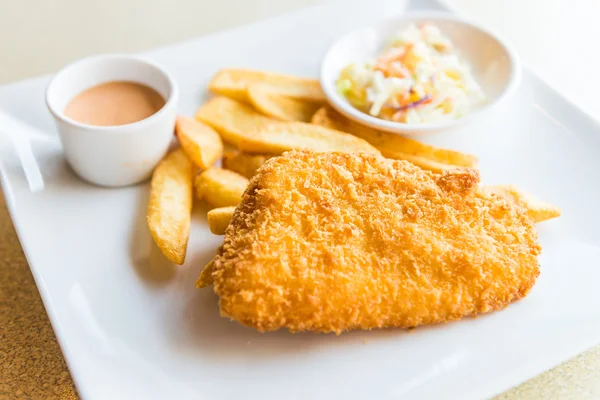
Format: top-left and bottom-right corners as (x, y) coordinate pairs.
(208, 151), (541, 334)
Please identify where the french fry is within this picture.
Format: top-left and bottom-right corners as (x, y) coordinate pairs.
(175, 116), (223, 169)
(486, 185), (561, 223)
(207, 206), (236, 235)
(195, 96), (273, 145)
(196, 260), (214, 288)
(312, 107), (478, 168)
(393, 153), (455, 174)
(196, 97), (378, 155)
(222, 151), (273, 179)
(208, 68), (325, 103)
(238, 122), (380, 155)
(247, 83), (322, 122)
(195, 167), (249, 207)
(147, 148), (194, 265)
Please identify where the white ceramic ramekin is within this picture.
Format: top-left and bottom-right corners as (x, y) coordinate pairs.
(46, 54), (178, 187)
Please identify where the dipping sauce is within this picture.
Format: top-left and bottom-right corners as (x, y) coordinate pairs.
(64, 81), (165, 126)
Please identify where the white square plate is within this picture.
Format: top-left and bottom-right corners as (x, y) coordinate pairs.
(1, 0), (600, 399)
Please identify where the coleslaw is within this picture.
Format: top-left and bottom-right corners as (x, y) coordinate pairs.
(336, 23), (486, 124)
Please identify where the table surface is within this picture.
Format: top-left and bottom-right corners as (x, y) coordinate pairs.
(1, 0), (600, 398)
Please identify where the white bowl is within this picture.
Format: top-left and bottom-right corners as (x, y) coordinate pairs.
(46, 54), (178, 187)
(320, 11), (521, 136)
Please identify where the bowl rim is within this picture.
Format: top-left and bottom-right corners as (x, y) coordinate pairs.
(45, 53), (179, 133)
(320, 10), (522, 135)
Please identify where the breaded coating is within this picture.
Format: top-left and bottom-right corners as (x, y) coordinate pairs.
(209, 151), (541, 334)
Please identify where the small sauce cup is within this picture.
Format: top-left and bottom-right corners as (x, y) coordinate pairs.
(46, 54), (178, 187)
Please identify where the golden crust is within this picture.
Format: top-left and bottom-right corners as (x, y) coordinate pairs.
(210, 151), (541, 334)
(196, 260), (215, 288)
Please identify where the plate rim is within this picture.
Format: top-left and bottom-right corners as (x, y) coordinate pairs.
(2, 0), (600, 399)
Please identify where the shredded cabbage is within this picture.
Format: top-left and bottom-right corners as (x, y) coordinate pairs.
(336, 23), (486, 124)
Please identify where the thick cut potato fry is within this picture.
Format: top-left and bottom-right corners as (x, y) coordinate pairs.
(486, 185), (561, 223)
(196, 260), (214, 288)
(195, 167), (249, 207)
(207, 206), (236, 235)
(208, 69), (325, 103)
(312, 107), (478, 168)
(196, 97), (378, 155)
(222, 151), (273, 178)
(238, 122), (380, 155)
(195, 96), (273, 145)
(147, 148), (194, 265)
(247, 83), (322, 122)
(393, 153), (455, 174)
(175, 116), (223, 169)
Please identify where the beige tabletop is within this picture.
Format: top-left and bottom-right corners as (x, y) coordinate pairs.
(1, 0), (600, 398)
